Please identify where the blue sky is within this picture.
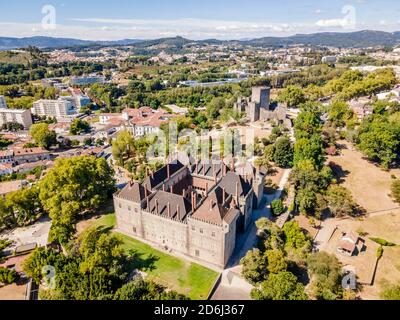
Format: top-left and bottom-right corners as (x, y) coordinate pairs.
(1, 0), (400, 40)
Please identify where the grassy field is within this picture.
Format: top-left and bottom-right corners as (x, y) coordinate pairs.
(83, 213), (219, 300)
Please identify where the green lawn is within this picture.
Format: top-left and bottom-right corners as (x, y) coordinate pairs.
(90, 213), (219, 300)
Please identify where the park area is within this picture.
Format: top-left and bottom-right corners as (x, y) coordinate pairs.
(76, 214), (219, 300)
(322, 141), (400, 299)
(327, 140), (400, 215)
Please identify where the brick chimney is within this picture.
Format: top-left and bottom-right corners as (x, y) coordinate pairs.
(155, 199), (159, 214)
(222, 187), (226, 204)
(176, 205), (180, 218)
(236, 182), (239, 200)
(167, 164), (170, 178)
(167, 202), (171, 217)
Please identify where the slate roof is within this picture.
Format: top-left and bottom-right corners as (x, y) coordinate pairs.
(218, 171), (252, 198)
(143, 161), (185, 189)
(118, 182), (149, 203)
(148, 190), (191, 221)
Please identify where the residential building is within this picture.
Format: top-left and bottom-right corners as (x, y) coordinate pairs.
(0, 163), (13, 176)
(12, 147), (51, 165)
(32, 99), (77, 119)
(59, 95), (91, 111)
(114, 156), (267, 268)
(0, 107), (33, 129)
(70, 76), (105, 86)
(0, 150), (14, 164)
(337, 232), (365, 256)
(0, 180), (28, 197)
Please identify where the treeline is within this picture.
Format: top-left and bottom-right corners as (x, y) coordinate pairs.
(22, 227), (188, 300)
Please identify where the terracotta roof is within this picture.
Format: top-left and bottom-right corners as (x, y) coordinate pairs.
(192, 186), (238, 225)
(12, 147), (49, 156)
(0, 180), (26, 195)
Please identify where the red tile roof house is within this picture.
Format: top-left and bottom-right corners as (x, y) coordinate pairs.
(337, 231), (365, 256)
(12, 147), (51, 165)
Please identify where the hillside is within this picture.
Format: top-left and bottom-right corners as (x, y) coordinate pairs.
(1, 30), (400, 51)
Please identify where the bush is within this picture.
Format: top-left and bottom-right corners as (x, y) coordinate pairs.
(376, 246), (384, 259)
(0, 267), (19, 285)
(370, 237), (396, 247)
(271, 199), (285, 216)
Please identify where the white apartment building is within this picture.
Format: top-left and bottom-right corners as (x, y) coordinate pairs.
(0, 95), (7, 109)
(0, 108), (33, 129)
(32, 99), (77, 119)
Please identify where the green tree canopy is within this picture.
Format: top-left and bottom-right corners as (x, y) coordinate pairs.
(38, 156), (115, 244)
(29, 123), (57, 149)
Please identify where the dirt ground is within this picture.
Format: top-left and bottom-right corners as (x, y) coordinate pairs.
(320, 213), (400, 300)
(327, 141), (400, 215)
(321, 141), (400, 299)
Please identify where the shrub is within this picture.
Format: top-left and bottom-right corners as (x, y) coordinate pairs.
(370, 238), (396, 247)
(376, 246), (384, 259)
(271, 199), (285, 216)
(0, 267), (19, 285)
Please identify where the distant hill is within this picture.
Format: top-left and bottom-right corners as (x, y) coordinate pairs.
(243, 30), (400, 48)
(0, 36), (142, 50)
(1, 30), (400, 51)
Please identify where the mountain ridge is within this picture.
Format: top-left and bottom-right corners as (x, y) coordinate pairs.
(1, 30), (400, 50)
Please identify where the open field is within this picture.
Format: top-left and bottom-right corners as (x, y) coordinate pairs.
(77, 214), (219, 300)
(327, 141), (400, 215)
(321, 141), (400, 299)
(320, 212), (400, 299)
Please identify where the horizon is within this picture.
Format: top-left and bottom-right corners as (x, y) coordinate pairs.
(1, 29), (399, 42)
(1, 0), (400, 41)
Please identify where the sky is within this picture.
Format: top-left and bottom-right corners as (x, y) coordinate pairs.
(1, 0), (400, 40)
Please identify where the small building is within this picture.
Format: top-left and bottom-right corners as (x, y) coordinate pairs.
(337, 232), (365, 256)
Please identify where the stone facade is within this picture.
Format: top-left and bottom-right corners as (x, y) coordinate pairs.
(114, 156), (267, 268)
(234, 86), (271, 122)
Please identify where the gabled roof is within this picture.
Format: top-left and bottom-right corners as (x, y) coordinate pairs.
(118, 181), (149, 203)
(191, 186), (238, 225)
(148, 190), (191, 221)
(218, 171), (252, 198)
(143, 161), (185, 189)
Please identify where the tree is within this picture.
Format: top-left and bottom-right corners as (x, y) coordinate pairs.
(38, 156), (115, 244)
(282, 221), (312, 262)
(294, 110), (322, 140)
(271, 199), (284, 216)
(325, 185), (358, 217)
(273, 137), (293, 168)
(328, 100), (353, 128)
(24, 229), (125, 300)
(113, 277), (188, 300)
(293, 135), (325, 169)
(70, 118), (91, 135)
(0, 267), (19, 285)
(391, 179), (400, 204)
(5, 186), (42, 227)
(29, 123), (57, 149)
(278, 86), (306, 108)
(307, 252), (343, 300)
(112, 130), (135, 166)
(265, 249), (287, 274)
(357, 114), (400, 169)
(251, 271), (307, 300)
(240, 249), (269, 285)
